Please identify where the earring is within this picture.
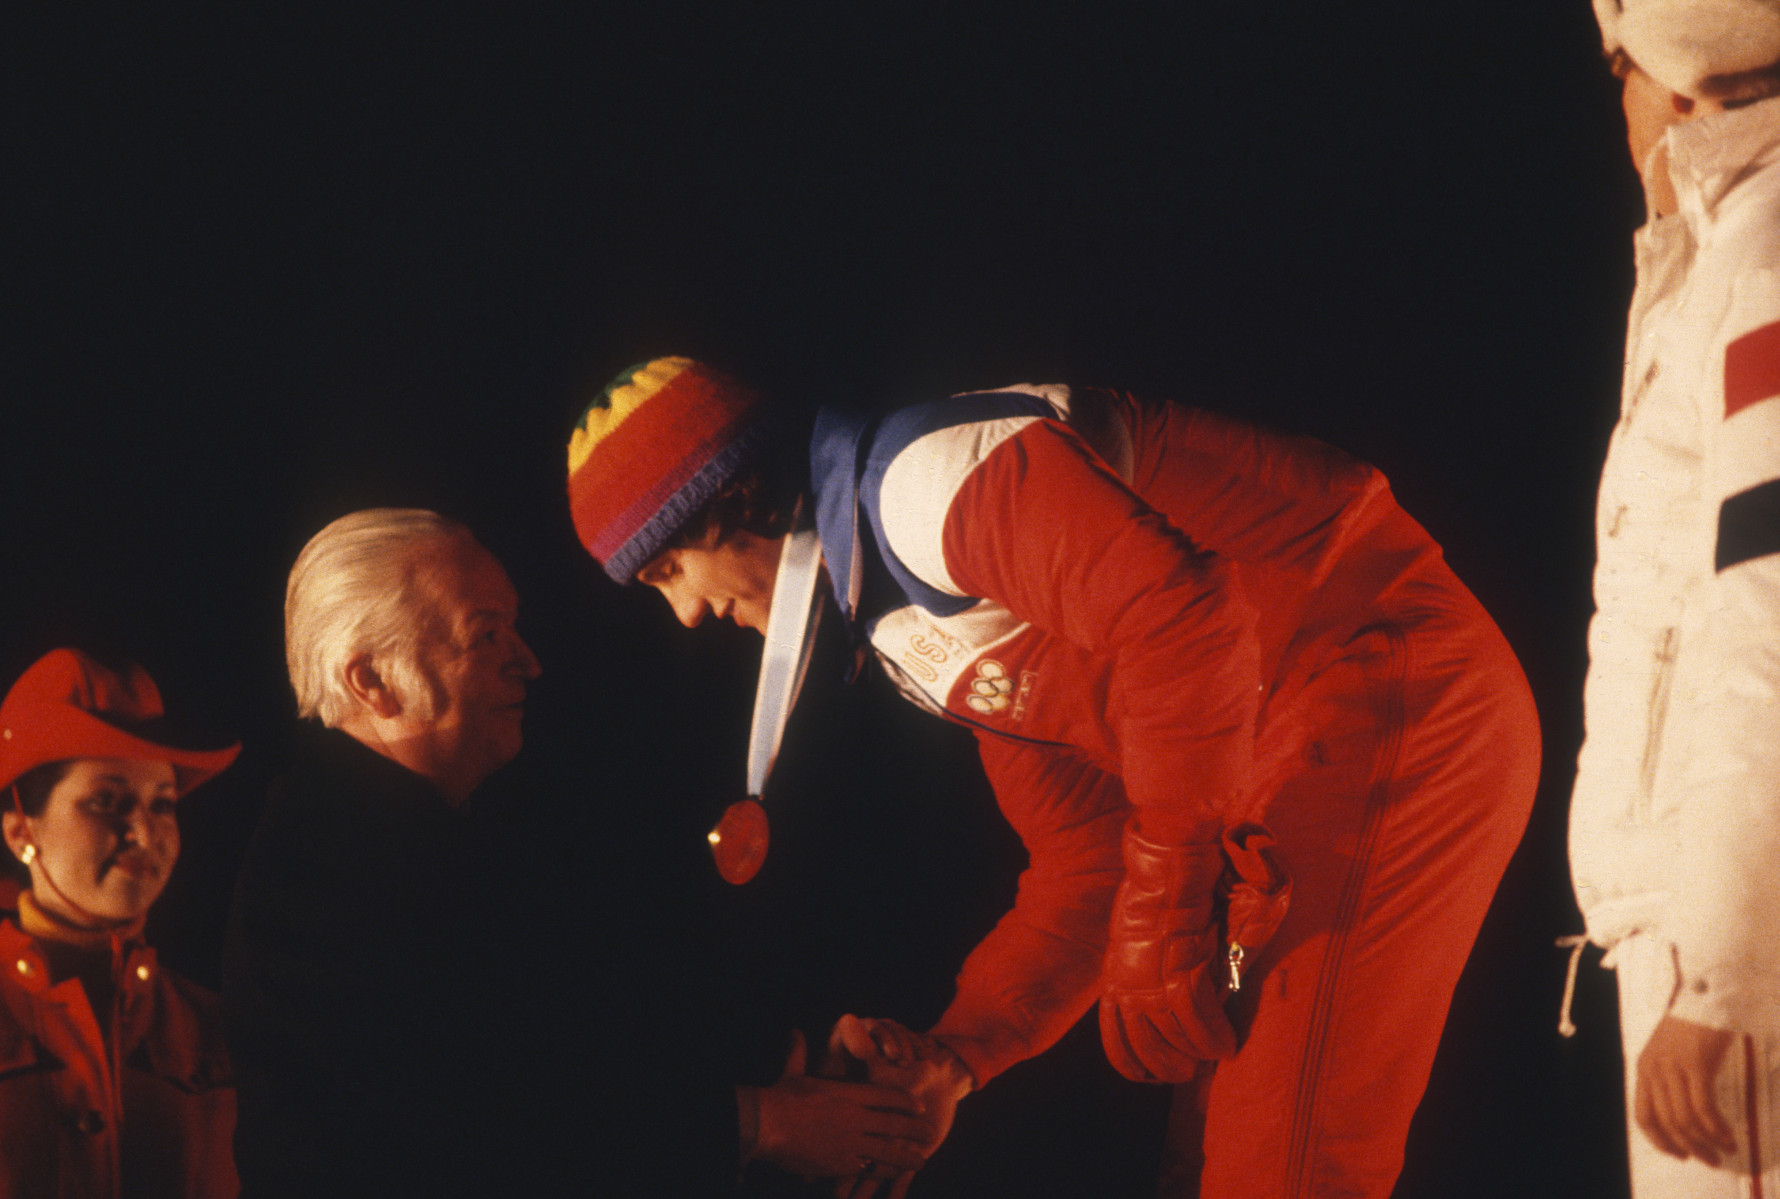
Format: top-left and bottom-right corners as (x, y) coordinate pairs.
(19, 844), (34, 865)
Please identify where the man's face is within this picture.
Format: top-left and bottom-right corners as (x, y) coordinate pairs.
(1620, 59), (1688, 170)
(1612, 52), (1702, 216)
(635, 528), (786, 634)
(407, 536), (541, 800)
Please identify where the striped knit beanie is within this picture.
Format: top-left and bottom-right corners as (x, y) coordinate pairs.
(567, 357), (770, 583)
(1595, 0), (1780, 97)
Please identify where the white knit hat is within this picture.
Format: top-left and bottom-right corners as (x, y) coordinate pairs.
(1594, 0), (1780, 97)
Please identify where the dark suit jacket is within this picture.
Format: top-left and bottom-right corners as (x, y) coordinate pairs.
(223, 725), (740, 1198)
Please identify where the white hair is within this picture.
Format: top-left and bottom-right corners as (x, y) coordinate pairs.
(284, 508), (470, 726)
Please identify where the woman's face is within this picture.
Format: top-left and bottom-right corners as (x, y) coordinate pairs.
(5, 758), (181, 927)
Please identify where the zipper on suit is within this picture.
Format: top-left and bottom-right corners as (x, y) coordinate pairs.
(1283, 622), (1409, 1196)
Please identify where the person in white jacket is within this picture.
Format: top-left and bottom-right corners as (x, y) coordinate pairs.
(1571, 0), (1780, 1192)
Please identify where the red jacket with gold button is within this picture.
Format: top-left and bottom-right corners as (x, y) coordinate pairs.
(0, 887), (237, 1199)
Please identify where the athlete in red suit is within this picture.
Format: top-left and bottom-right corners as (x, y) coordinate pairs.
(568, 362), (1541, 1197)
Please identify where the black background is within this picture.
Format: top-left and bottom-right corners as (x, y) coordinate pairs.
(5, 3), (1638, 1195)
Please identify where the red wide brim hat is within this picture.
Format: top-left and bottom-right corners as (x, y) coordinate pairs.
(0, 648), (239, 797)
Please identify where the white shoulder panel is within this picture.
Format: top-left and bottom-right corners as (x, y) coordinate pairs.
(877, 415), (1040, 597)
(989, 381), (1134, 481)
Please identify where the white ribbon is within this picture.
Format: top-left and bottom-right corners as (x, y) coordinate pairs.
(747, 506), (823, 800)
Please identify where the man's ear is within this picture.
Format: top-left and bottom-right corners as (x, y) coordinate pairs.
(343, 654), (404, 719)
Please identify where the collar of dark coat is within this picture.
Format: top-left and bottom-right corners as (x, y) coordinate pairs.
(295, 724), (454, 801)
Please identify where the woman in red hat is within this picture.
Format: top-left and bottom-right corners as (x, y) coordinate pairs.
(0, 647), (241, 1199)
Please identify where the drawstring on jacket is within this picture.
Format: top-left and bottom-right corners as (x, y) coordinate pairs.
(1556, 934), (1589, 1038)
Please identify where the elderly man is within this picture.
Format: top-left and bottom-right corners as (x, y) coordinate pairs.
(223, 508), (564, 1198)
(1568, 2), (1780, 1194)
(224, 509), (931, 1198)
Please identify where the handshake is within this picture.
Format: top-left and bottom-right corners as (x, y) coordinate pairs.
(745, 1015), (976, 1198)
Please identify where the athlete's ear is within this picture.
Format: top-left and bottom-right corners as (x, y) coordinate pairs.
(636, 548), (680, 588)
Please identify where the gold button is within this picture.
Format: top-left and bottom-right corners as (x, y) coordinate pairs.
(15, 959), (31, 977)
(1, 729), (9, 740)
(135, 965), (151, 982)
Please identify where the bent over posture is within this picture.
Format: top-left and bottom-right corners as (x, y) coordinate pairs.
(568, 359), (1540, 1197)
(1569, 1), (1780, 1193)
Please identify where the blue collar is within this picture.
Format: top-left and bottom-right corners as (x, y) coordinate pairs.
(809, 404), (872, 627)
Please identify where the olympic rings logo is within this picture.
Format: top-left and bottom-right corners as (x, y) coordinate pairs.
(965, 660), (1014, 714)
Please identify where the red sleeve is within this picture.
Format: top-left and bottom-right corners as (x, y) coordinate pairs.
(942, 419), (1262, 841)
(929, 733), (1128, 1085)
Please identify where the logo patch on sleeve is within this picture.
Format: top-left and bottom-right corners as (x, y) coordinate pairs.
(965, 660), (1014, 714)
(1726, 320), (1780, 420)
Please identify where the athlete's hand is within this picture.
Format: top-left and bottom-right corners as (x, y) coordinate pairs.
(1635, 1014), (1740, 1164)
(823, 1016), (974, 1199)
(749, 1030), (936, 1180)
(823, 1014), (926, 1076)
(1099, 829), (1234, 1081)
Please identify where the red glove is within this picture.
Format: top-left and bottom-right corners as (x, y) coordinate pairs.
(1099, 822), (1292, 1083)
(1099, 828), (1235, 1082)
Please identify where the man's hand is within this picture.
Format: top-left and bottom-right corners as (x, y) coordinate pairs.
(749, 1030), (937, 1180)
(1635, 1014), (1740, 1164)
(823, 1016), (975, 1199)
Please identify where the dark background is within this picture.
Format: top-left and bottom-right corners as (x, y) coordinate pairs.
(4, 3), (1637, 1195)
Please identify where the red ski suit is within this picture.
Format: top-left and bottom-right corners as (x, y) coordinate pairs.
(816, 386), (1539, 1197)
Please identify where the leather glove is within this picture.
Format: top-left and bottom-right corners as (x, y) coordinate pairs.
(1099, 822), (1293, 1083)
(1099, 828), (1235, 1082)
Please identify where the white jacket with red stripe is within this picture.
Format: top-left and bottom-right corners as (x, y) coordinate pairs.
(1569, 96), (1780, 1033)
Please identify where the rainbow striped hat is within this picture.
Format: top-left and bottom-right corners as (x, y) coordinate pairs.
(567, 357), (769, 582)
